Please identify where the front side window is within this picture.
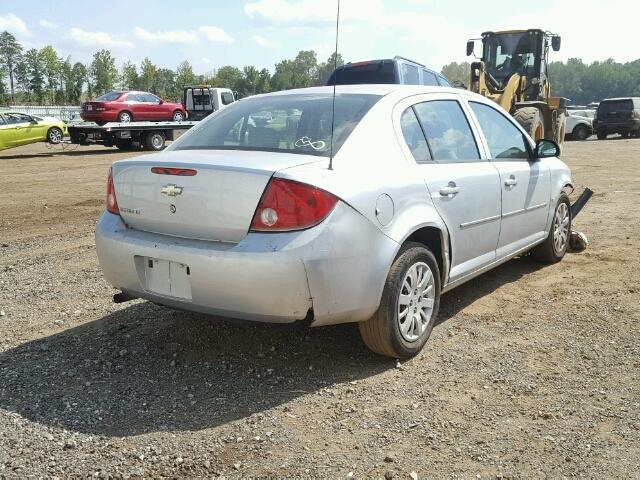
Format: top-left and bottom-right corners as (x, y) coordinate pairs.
(400, 107), (431, 163)
(142, 93), (160, 103)
(169, 93), (380, 157)
(221, 92), (235, 105)
(413, 100), (480, 162)
(4, 113), (32, 124)
(469, 102), (530, 160)
(0, 115), (6, 125)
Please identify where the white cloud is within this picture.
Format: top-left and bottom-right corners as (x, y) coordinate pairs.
(252, 34), (279, 48)
(133, 27), (198, 44)
(0, 13), (30, 37)
(245, 0), (337, 24)
(38, 19), (59, 30)
(69, 28), (134, 50)
(199, 26), (234, 43)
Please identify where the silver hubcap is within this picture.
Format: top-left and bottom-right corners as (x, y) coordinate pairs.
(174, 112), (183, 121)
(49, 129), (62, 143)
(398, 262), (435, 342)
(152, 135), (163, 148)
(553, 202), (570, 253)
(120, 113), (131, 122)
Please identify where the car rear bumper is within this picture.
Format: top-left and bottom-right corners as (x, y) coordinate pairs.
(95, 203), (398, 326)
(81, 111), (117, 122)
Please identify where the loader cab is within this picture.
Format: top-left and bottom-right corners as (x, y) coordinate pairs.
(467, 29), (561, 101)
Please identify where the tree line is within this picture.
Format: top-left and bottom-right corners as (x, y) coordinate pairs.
(0, 30), (343, 106)
(2, 29), (639, 107)
(443, 58), (640, 105)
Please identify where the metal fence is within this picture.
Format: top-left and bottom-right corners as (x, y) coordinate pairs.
(3, 105), (82, 122)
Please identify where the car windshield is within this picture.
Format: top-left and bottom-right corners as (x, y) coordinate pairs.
(598, 100), (634, 113)
(484, 32), (539, 82)
(96, 91), (123, 101)
(170, 93), (380, 157)
(327, 62), (396, 85)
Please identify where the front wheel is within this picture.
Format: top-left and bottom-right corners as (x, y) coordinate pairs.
(172, 110), (184, 122)
(531, 194), (571, 263)
(46, 127), (63, 144)
(359, 243), (441, 359)
(572, 125), (590, 141)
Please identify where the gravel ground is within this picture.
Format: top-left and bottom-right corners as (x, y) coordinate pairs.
(0, 139), (639, 478)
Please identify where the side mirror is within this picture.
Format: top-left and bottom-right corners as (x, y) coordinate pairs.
(535, 139), (560, 158)
(158, 99), (164, 104)
(551, 36), (561, 51)
(466, 40), (474, 56)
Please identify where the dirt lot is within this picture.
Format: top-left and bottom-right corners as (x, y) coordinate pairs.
(0, 139), (639, 478)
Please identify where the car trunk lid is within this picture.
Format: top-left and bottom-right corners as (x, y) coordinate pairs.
(112, 150), (323, 243)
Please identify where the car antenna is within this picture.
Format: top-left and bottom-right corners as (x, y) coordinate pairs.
(328, 0), (340, 171)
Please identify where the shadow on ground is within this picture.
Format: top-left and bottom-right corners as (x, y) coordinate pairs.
(0, 147), (125, 160)
(0, 256), (544, 437)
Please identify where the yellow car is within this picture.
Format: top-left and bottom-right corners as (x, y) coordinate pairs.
(0, 111), (67, 151)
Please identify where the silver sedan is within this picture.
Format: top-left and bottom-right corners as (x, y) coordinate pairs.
(96, 85), (573, 358)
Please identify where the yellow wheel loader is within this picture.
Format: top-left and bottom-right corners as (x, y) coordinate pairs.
(466, 29), (567, 150)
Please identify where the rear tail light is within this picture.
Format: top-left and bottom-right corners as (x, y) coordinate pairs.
(250, 178), (338, 232)
(106, 167), (120, 215)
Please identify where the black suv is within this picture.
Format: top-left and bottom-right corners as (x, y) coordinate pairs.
(326, 56), (451, 87)
(594, 97), (640, 139)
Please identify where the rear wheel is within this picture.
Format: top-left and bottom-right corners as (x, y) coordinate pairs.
(597, 130), (607, 140)
(620, 131), (630, 139)
(359, 243), (441, 359)
(172, 110), (184, 122)
(513, 107), (545, 142)
(143, 131), (165, 151)
(118, 111), (132, 123)
(572, 124), (590, 141)
(531, 194), (571, 263)
(46, 127), (63, 144)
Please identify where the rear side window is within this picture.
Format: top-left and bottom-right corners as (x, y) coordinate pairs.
(400, 108), (431, 163)
(413, 100), (480, 162)
(170, 93), (380, 157)
(469, 102), (530, 160)
(327, 62), (396, 85)
(0, 115), (5, 125)
(422, 70), (439, 86)
(96, 91), (122, 101)
(437, 75), (452, 87)
(402, 64), (420, 85)
(126, 93), (142, 102)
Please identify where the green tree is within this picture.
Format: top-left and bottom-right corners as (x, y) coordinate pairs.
(24, 48), (45, 102)
(71, 62), (87, 103)
(0, 31), (23, 102)
(39, 45), (60, 103)
(214, 65), (244, 92)
(90, 49), (118, 96)
(153, 68), (175, 99)
(256, 68), (271, 94)
(271, 50), (318, 90)
(240, 65), (259, 97)
(316, 52), (344, 86)
(120, 61), (138, 90)
(139, 57), (157, 92)
(441, 61), (471, 87)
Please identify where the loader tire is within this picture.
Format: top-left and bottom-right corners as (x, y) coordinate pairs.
(513, 107), (545, 141)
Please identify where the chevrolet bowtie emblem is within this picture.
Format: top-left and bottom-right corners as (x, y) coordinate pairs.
(160, 184), (183, 197)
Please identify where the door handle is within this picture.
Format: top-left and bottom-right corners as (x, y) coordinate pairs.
(439, 182), (461, 196)
(504, 176), (517, 187)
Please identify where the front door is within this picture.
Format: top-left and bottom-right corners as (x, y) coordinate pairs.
(400, 97), (502, 282)
(4, 113), (37, 147)
(0, 115), (15, 149)
(468, 101), (551, 257)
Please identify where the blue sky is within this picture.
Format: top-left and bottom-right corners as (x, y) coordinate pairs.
(1, 0), (637, 74)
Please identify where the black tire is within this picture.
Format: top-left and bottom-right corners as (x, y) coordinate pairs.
(144, 131), (165, 151)
(531, 193), (572, 263)
(118, 111), (133, 123)
(359, 243), (441, 359)
(46, 127), (63, 144)
(513, 107), (545, 141)
(597, 131), (607, 140)
(172, 110), (184, 122)
(572, 125), (590, 141)
(96, 121), (106, 127)
(620, 131), (630, 139)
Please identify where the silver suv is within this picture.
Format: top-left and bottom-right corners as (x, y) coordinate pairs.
(96, 85), (573, 359)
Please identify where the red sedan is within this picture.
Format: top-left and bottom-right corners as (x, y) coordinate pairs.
(81, 91), (186, 125)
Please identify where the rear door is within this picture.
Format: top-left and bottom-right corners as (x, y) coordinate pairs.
(467, 101), (551, 257)
(399, 95), (502, 282)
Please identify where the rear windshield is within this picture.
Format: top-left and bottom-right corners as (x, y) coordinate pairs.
(327, 63), (396, 85)
(96, 91), (123, 101)
(170, 93), (380, 157)
(598, 99), (634, 113)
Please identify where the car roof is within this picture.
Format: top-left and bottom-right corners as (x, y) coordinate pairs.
(253, 84), (471, 98)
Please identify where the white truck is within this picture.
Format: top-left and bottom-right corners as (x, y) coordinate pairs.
(183, 86), (236, 121)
